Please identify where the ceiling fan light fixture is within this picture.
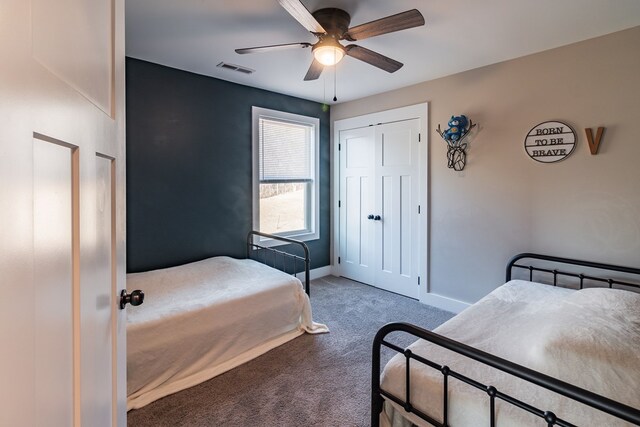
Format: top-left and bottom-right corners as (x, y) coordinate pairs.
(312, 40), (345, 66)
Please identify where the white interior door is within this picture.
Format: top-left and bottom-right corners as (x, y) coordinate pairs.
(338, 126), (376, 285)
(373, 120), (420, 298)
(0, 0), (126, 426)
(338, 119), (421, 299)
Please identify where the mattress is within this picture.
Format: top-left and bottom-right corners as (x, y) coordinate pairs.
(126, 256), (328, 410)
(380, 280), (640, 427)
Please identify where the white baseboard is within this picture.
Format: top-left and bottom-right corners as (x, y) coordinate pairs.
(296, 267), (470, 314)
(310, 266), (333, 280)
(422, 293), (471, 314)
(296, 265), (333, 281)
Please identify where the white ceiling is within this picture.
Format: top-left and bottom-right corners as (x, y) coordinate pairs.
(126, 0), (640, 104)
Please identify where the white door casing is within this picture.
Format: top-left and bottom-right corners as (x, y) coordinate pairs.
(335, 104), (428, 300)
(0, 0), (126, 426)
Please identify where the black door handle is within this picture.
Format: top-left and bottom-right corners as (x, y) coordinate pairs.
(367, 214), (374, 220)
(120, 289), (145, 309)
(374, 215), (381, 221)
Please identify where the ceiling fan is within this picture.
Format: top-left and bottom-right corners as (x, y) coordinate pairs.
(235, 0), (425, 81)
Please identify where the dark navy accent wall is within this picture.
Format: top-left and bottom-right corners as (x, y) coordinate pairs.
(126, 58), (330, 273)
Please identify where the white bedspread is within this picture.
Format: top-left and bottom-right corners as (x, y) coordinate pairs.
(126, 256), (328, 410)
(381, 280), (640, 427)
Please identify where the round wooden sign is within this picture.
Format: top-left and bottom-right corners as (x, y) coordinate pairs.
(524, 121), (576, 163)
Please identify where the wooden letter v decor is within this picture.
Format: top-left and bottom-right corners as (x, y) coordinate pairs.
(585, 127), (605, 155)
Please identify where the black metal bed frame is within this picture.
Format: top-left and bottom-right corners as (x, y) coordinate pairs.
(506, 252), (640, 291)
(372, 253), (640, 427)
(246, 230), (311, 296)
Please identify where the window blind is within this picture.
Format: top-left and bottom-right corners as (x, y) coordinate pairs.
(259, 118), (312, 182)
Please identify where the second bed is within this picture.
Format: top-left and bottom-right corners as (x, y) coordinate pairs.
(374, 254), (640, 426)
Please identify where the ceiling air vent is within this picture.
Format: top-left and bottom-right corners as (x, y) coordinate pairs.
(216, 62), (254, 75)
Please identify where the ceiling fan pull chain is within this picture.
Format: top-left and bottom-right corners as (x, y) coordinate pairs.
(333, 60), (338, 102)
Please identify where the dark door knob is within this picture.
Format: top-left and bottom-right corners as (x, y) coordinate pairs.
(120, 289), (145, 309)
(374, 215), (381, 221)
(367, 214), (374, 220)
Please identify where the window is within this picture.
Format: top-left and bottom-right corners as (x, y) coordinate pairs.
(252, 107), (319, 244)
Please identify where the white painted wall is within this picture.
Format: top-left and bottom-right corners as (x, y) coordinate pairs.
(331, 27), (640, 306)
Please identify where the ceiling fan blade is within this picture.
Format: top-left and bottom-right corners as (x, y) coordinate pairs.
(344, 45), (403, 73)
(304, 59), (324, 81)
(344, 9), (425, 41)
(235, 42), (312, 55)
(278, 0), (326, 34)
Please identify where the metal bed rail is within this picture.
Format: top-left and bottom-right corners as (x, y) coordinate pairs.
(372, 322), (640, 427)
(507, 253), (640, 290)
(246, 230), (310, 296)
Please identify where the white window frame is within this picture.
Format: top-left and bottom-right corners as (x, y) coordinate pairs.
(252, 106), (320, 246)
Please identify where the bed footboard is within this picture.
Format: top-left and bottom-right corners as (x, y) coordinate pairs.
(246, 231), (311, 296)
(372, 322), (640, 427)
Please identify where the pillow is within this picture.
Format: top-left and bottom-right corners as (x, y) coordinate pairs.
(565, 286), (640, 313)
(525, 287), (640, 408)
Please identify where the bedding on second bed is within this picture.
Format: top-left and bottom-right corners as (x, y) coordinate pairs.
(126, 256), (328, 410)
(380, 280), (640, 427)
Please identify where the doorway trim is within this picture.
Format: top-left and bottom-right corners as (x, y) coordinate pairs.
(333, 103), (429, 302)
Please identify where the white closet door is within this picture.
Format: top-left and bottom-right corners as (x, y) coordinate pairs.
(338, 126), (376, 285)
(373, 119), (420, 298)
(338, 118), (420, 299)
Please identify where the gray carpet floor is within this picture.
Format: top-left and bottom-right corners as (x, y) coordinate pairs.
(127, 276), (454, 427)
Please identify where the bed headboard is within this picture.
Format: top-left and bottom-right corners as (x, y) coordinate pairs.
(246, 231), (311, 295)
(506, 253), (640, 291)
